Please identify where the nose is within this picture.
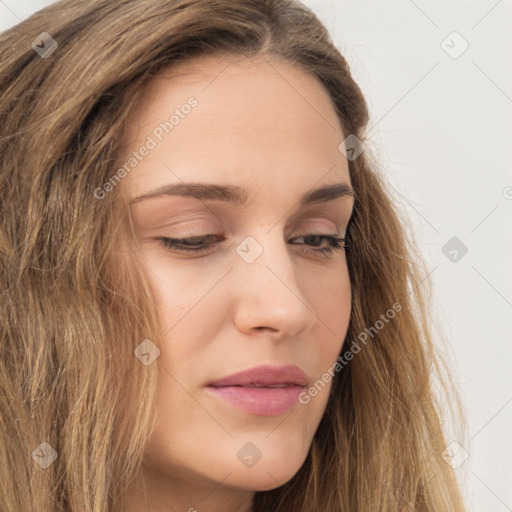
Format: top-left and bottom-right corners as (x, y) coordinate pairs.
(229, 231), (318, 340)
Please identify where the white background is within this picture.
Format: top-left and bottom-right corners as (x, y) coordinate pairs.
(1, 1), (511, 510)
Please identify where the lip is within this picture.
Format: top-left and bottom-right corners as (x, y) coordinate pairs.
(205, 364), (308, 416)
(207, 364), (308, 388)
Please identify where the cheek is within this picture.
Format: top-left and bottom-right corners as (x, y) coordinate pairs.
(141, 247), (214, 327)
(141, 249), (231, 377)
(303, 265), (352, 375)
(304, 263), (351, 330)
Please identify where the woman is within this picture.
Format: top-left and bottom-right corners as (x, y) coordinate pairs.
(0, 0), (467, 511)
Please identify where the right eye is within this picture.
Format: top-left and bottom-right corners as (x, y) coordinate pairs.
(158, 234), (224, 253)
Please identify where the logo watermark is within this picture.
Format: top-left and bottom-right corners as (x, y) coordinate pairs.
(298, 301), (402, 404)
(93, 96), (198, 200)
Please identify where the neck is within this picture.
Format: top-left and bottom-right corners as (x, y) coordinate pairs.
(117, 465), (255, 512)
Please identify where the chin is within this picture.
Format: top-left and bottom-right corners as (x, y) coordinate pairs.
(219, 439), (309, 491)
(224, 461), (303, 492)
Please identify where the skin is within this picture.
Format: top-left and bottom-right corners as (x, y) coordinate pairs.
(119, 54), (354, 512)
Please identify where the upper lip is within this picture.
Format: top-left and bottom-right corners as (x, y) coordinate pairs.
(207, 364), (308, 387)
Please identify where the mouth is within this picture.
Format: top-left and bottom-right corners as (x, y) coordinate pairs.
(209, 382), (298, 388)
(205, 364), (308, 416)
(206, 364), (308, 388)
(205, 384), (305, 416)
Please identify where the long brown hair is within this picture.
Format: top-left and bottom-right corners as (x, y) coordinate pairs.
(0, 1), (467, 510)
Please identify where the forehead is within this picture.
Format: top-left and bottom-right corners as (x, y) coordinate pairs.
(120, 54), (351, 202)
(126, 53), (343, 131)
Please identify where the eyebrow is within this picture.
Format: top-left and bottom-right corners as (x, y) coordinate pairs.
(129, 181), (354, 207)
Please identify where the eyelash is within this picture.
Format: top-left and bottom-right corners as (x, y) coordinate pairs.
(156, 233), (349, 258)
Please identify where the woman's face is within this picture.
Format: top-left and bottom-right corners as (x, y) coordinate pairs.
(121, 54), (353, 510)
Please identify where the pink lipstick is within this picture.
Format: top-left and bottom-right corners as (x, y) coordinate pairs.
(205, 364), (307, 416)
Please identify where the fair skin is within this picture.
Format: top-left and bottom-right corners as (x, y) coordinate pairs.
(119, 54), (354, 512)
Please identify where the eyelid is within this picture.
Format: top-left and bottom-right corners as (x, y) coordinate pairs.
(156, 232), (348, 256)
(156, 227), (344, 242)
(285, 214), (344, 234)
(157, 216), (342, 235)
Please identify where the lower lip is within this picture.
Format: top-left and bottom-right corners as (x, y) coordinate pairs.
(205, 385), (304, 416)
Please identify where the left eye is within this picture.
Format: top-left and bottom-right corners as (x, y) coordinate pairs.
(156, 233), (349, 257)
